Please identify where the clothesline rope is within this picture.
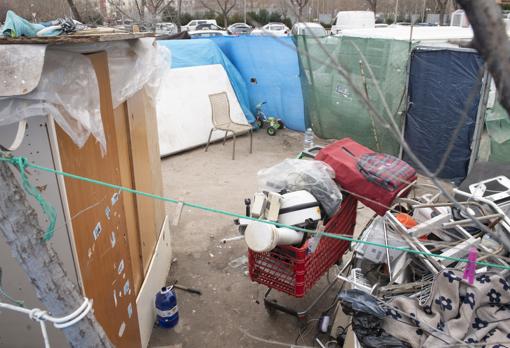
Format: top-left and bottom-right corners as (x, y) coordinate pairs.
(0, 298), (92, 348)
(1, 155), (510, 271)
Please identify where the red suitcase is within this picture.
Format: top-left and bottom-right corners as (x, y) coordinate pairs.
(316, 138), (416, 215)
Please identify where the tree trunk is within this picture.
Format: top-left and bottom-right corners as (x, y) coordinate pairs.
(455, 0), (510, 119)
(65, 0), (82, 22)
(223, 13), (228, 27)
(0, 162), (112, 348)
(140, 0), (147, 23)
(177, 0), (182, 32)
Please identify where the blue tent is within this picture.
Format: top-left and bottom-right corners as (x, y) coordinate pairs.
(403, 48), (484, 182)
(210, 36), (305, 131)
(158, 39), (255, 123)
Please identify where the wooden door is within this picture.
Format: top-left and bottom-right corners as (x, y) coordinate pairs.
(55, 51), (141, 347)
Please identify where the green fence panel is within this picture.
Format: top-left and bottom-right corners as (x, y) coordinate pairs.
(296, 36), (413, 155)
(486, 102), (510, 163)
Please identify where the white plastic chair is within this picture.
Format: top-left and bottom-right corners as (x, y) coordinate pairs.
(205, 92), (253, 160)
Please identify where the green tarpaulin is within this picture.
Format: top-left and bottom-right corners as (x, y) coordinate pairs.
(486, 103), (510, 163)
(296, 36), (414, 155)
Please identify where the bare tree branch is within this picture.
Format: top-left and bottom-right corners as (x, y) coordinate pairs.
(455, 0), (510, 119)
(65, 0), (82, 21)
(107, 0), (139, 22)
(436, 0), (449, 25)
(365, 0), (377, 13)
(199, 0), (219, 14)
(289, 0), (310, 18)
(200, 0), (237, 26)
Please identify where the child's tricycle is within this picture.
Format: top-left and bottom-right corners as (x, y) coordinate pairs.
(255, 101), (284, 136)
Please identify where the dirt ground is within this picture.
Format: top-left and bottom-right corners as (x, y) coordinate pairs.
(148, 129), (373, 348)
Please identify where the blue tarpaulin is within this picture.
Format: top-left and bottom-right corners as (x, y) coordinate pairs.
(403, 48), (484, 182)
(210, 36), (305, 131)
(158, 39), (255, 123)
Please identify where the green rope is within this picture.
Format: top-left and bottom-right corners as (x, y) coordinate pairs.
(0, 286), (24, 307)
(1, 156), (56, 241)
(2, 155), (510, 271)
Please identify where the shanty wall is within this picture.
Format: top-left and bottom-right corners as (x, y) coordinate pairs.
(0, 49), (168, 348)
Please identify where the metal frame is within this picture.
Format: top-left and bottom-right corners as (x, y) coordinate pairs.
(262, 258), (352, 322)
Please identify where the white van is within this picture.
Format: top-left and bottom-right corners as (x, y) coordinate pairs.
(291, 22), (327, 37)
(182, 19), (217, 31)
(331, 11), (375, 35)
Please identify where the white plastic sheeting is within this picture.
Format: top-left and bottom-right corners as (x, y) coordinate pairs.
(105, 38), (170, 108)
(0, 38), (169, 153)
(0, 49), (105, 151)
(0, 44), (46, 97)
(340, 26), (475, 42)
(157, 64), (250, 157)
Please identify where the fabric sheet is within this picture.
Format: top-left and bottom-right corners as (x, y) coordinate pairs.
(383, 270), (510, 347)
(403, 48), (484, 182)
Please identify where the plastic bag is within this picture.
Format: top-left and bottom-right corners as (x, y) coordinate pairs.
(338, 289), (386, 318)
(339, 290), (411, 348)
(62, 38), (171, 108)
(257, 159), (342, 217)
(106, 38), (170, 108)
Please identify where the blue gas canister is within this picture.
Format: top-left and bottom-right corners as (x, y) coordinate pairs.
(155, 286), (179, 329)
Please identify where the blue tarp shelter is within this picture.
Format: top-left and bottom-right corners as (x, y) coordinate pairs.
(158, 39), (255, 123)
(210, 36), (306, 131)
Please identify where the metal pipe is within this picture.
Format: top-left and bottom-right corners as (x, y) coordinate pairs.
(453, 189), (510, 252)
(386, 213), (441, 274)
(441, 213), (503, 228)
(383, 219), (393, 281)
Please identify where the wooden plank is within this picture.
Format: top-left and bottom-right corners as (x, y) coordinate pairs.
(0, 32), (153, 45)
(113, 102), (144, 295)
(136, 216), (172, 348)
(141, 89), (166, 232)
(126, 89), (166, 273)
(55, 51), (141, 348)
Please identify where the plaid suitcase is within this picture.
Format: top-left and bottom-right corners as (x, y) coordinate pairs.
(316, 138), (417, 215)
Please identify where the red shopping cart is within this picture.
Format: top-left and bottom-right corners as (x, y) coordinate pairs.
(248, 194), (358, 319)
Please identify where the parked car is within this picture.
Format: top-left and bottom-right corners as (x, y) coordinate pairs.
(188, 29), (229, 38)
(196, 23), (225, 31)
(182, 19), (217, 31)
(227, 23), (253, 35)
(291, 22), (327, 37)
(251, 22), (290, 36)
(331, 11), (375, 35)
(155, 22), (177, 35)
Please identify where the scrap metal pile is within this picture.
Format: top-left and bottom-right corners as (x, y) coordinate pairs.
(340, 174), (510, 347)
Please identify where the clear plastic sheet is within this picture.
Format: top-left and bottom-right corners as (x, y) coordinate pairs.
(0, 38), (169, 153)
(61, 38), (171, 108)
(0, 44), (46, 97)
(0, 49), (105, 152)
(106, 38), (170, 108)
(257, 159), (342, 217)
